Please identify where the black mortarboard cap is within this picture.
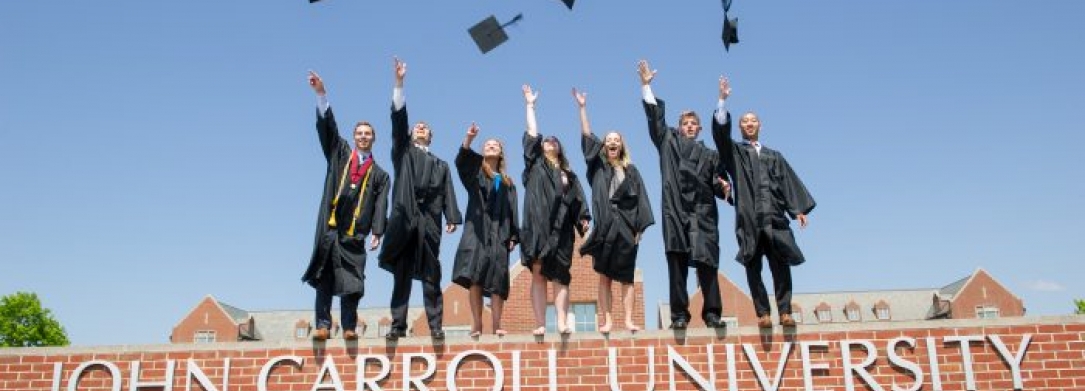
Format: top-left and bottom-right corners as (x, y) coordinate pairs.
(559, 0), (575, 10)
(309, 0), (320, 3)
(468, 14), (523, 54)
(721, 16), (739, 51)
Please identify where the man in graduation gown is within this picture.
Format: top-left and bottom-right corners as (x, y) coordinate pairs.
(638, 60), (731, 330)
(377, 58), (462, 340)
(301, 71), (391, 341)
(712, 76), (816, 328)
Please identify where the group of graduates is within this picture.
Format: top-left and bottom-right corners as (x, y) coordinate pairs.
(300, 58), (816, 341)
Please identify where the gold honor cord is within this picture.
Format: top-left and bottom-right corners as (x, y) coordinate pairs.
(327, 153), (373, 236)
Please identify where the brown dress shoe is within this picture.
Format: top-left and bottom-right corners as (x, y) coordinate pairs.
(757, 315), (773, 328)
(343, 330), (358, 340)
(779, 314), (797, 327)
(312, 327), (330, 341)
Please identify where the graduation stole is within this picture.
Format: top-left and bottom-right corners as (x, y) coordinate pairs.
(328, 150), (373, 236)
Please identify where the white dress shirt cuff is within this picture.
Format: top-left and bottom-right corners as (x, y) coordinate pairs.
(714, 99), (727, 124)
(317, 94), (330, 117)
(393, 87), (405, 111)
(642, 85), (657, 105)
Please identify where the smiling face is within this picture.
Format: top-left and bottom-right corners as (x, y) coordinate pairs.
(412, 121), (432, 145)
(678, 111), (702, 139)
(740, 112), (761, 141)
(482, 138), (503, 159)
(354, 122), (375, 152)
(542, 137), (560, 159)
(603, 131), (624, 161)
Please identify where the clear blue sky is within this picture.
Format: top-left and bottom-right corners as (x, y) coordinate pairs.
(2, 1), (1082, 346)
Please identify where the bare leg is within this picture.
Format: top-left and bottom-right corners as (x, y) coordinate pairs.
(469, 285), (483, 337)
(598, 274), (613, 333)
(555, 283), (570, 334)
(492, 295), (506, 336)
(622, 283), (639, 332)
(530, 261), (547, 335)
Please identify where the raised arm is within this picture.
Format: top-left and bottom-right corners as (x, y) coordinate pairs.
(309, 70), (347, 161)
(524, 84), (539, 138)
(390, 57), (410, 160)
(573, 88), (591, 136)
(455, 123), (483, 188)
(711, 76), (737, 178)
(638, 60), (668, 148)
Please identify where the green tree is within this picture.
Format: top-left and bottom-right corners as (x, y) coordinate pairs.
(0, 292), (69, 347)
(1076, 299), (1085, 315)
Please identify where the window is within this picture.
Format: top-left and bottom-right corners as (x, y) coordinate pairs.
(378, 324), (392, 337)
(546, 303), (598, 332)
(875, 307), (891, 320)
(193, 330), (216, 343)
(816, 308), (831, 322)
(976, 306), (1000, 319)
(295, 327), (308, 338)
(791, 311), (803, 324)
(845, 308), (861, 321)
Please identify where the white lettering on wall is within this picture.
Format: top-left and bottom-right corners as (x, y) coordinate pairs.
(925, 337), (943, 391)
(258, 356), (304, 391)
(945, 336), (983, 391)
(743, 343), (791, 391)
(358, 354), (392, 391)
(185, 358), (230, 391)
(403, 352), (437, 391)
(799, 341), (829, 391)
(312, 356), (345, 391)
(840, 340), (884, 391)
(447, 350), (503, 391)
(987, 334), (1031, 391)
(129, 360), (175, 391)
(667, 345), (715, 391)
(886, 337), (922, 391)
(68, 360), (122, 391)
(608, 346), (655, 391)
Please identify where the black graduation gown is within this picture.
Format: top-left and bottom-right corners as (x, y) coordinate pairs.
(579, 134), (655, 283)
(301, 107), (391, 297)
(519, 133), (591, 286)
(713, 111), (816, 265)
(377, 105), (463, 283)
(643, 98), (729, 268)
(450, 147), (519, 299)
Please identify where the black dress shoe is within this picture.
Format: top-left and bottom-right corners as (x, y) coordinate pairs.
(705, 317), (728, 329)
(431, 330), (445, 339)
(671, 319), (689, 330)
(385, 328), (406, 341)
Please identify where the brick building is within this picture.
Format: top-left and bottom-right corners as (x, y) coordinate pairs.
(658, 267), (1025, 329)
(173, 233), (647, 342)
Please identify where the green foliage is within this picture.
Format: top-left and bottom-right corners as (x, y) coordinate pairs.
(0, 292), (69, 347)
(1076, 299), (1085, 315)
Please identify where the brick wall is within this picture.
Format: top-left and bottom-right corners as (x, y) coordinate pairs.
(4, 316), (1082, 391)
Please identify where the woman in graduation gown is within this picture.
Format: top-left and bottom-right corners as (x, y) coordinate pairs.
(520, 84), (591, 336)
(451, 123), (519, 337)
(573, 88), (654, 333)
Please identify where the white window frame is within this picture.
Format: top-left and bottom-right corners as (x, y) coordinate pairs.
(976, 306), (1000, 319)
(845, 307), (861, 322)
(193, 330), (216, 343)
(875, 307), (891, 320)
(816, 309), (832, 322)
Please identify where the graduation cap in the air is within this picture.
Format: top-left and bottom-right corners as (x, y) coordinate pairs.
(558, 0), (575, 10)
(308, 0), (320, 3)
(721, 16), (739, 51)
(720, 0), (739, 51)
(468, 13), (524, 54)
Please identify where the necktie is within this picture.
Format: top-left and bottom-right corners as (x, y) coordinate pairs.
(493, 173), (502, 192)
